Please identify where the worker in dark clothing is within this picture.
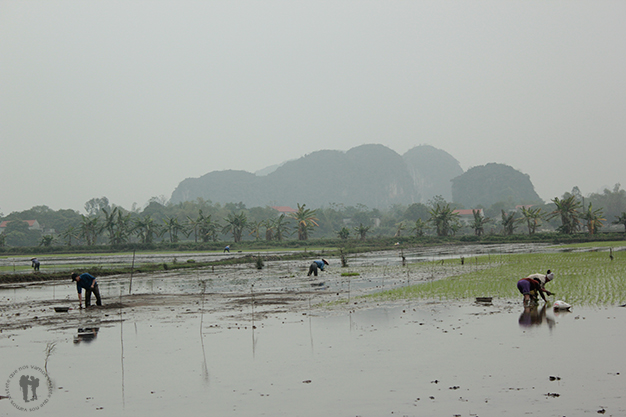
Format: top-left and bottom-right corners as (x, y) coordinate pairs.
(307, 259), (329, 277)
(71, 272), (102, 308)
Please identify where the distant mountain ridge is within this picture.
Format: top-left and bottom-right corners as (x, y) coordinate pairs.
(170, 144), (540, 209)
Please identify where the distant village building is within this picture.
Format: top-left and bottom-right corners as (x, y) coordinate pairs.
(0, 220), (42, 234)
(271, 206), (297, 216)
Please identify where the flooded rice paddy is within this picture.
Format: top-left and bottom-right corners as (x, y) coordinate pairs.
(1, 245), (625, 416)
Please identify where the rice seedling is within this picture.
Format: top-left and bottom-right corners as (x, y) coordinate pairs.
(370, 250), (626, 307)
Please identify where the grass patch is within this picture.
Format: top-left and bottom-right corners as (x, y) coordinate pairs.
(369, 250), (626, 306)
(340, 272), (360, 277)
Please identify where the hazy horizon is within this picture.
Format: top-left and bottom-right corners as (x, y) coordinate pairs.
(2, 1), (625, 215)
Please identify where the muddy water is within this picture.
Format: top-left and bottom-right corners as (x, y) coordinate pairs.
(2, 301), (625, 416)
(1, 249), (625, 416)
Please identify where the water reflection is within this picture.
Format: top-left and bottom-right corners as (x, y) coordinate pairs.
(518, 304), (555, 329)
(73, 327), (100, 344)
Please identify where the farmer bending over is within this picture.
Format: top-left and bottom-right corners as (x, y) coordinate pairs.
(525, 269), (555, 292)
(71, 272), (102, 308)
(307, 259), (329, 277)
(516, 276), (550, 306)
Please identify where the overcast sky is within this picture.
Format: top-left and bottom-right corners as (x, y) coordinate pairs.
(2, 1), (625, 215)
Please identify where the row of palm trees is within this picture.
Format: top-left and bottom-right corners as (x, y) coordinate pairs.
(51, 198), (626, 247)
(394, 197), (622, 238)
(59, 204), (321, 246)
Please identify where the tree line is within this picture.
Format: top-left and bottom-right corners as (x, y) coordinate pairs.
(1, 184), (625, 248)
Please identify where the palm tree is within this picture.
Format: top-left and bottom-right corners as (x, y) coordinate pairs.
(61, 225), (79, 246)
(185, 212), (202, 243)
(289, 204), (319, 240)
(337, 227), (350, 240)
(410, 219), (426, 237)
(519, 206), (543, 235)
(582, 203), (605, 235)
(550, 195), (582, 234)
(39, 235), (55, 247)
(273, 214), (290, 241)
(393, 221), (406, 237)
(163, 216), (183, 243)
(428, 203), (459, 237)
(198, 213), (219, 242)
(103, 207), (132, 245)
(470, 209), (489, 236)
(263, 218), (275, 241)
(222, 212), (248, 243)
(248, 220), (263, 241)
(613, 212), (626, 233)
(354, 223), (371, 241)
(102, 207), (119, 244)
(133, 216), (161, 244)
(79, 215), (100, 246)
(501, 210), (518, 235)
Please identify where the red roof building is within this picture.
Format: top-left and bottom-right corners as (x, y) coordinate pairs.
(271, 206), (297, 215)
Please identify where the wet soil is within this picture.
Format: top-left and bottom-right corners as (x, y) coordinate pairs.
(1, 246), (625, 416)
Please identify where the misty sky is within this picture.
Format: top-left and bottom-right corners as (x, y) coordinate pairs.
(2, 1), (625, 215)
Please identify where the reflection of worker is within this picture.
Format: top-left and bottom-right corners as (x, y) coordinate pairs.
(307, 259), (329, 277)
(71, 272), (102, 308)
(31, 258), (40, 271)
(518, 304), (555, 329)
(74, 327), (100, 344)
(517, 276), (551, 306)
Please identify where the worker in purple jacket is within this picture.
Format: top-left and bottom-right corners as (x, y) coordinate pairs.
(71, 272), (102, 308)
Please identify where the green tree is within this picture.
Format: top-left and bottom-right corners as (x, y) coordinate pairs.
(393, 221), (406, 237)
(102, 207), (132, 245)
(222, 212), (248, 243)
(501, 210), (518, 235)
(198, 213), (219, 242)
(550, 195), (582, 234)
(248, 220), (263, 241)
(61, 225), (79, 246)
(470, 209), (489, 236)
(410, 219), (427, 237)
(79, 215), (100, 246)
(263, 218), (275, 241)
(337, 227), (350, 240)
(163, 216), (183, 243)
(185, 214), (201, 243)
(3, 220), (40, 246)
(133, 216), (161, 244)
(582, 203), (605, 236)
(273, 214), (290, 241)
(39, 235), (55, 247)
(520, 206), (543, 235)
(613, 212), (626, 232)
(428, 203), (459, 237)
(354, 223), (371, 241)
(84, 197), (110, 217)
(289, 204), (319, 241)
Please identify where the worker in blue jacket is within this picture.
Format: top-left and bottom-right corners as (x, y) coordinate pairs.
(71, 272), (102, 308)
(307, 259), (329, 277)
